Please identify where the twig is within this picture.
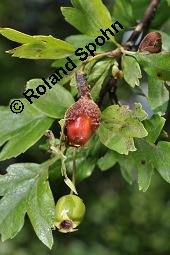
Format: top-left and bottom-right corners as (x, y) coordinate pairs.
(83, 48), (122, 64)
(126, 0), (161, 48)
(98, 76), (118, 107)
(76, 71), (91, 98)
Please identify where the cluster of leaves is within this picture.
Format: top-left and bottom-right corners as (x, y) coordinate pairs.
(0, 0), (170, 249)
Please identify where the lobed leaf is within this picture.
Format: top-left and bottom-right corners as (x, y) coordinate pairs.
(98, 133), (170, 191)
(135, 52), (170, 81)
(27, 171), (55, 248)
(0, 28), (75, 59)
(0, 163), (55, 248)
(61, 0), (116, 43)
(98, 103), (148, 155)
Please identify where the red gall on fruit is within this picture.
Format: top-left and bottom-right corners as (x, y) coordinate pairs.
(65, 72), (101, 146)
(138, 32), (162, 53)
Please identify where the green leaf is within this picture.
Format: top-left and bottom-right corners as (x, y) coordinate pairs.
(129, 0), (150, 23)
(118, 139), (170, 191)
(98, 150), (117, 171)
(26, 79), (74, 118)
(0, 100), (54, 160)
(120, 163), (134, 185)
(98, 103), (148, 155)
(0, 28), (34, 44)
(48, 160), (62, 181)
(137, 161), (153, 192)
(133, 140), (155, 192)
(119, 154), (135, 185)
(27, 171), (55, 249)
(144, 115), (165, 143)
(161, 31), (170, 51)
(88, 59), (113, 100)
(100, 137), (170, 190)
(77, 159), (96, 181)
(122, 55), (142, 87)
(155, 141), (170, 183)
(0, 163), (55, 248)
(98, 129), (170, 190)
(147, 77), (169, 114)
(66, 34), (95, 48)
(112, 0), (134, 28)
(166, 0), (170, 7)
(98, 150), (135, 184)
(61, 0), (116, 43)
(99, 124), (136, 155)
(135, 52), (170, 81)
(66, 34), (114, 52)
(116, 139), (155, 191)
(127, 139), (170, 190)
(0, 118), (53, 161)
(51, 57), (80, 86)
(0, 28), (75, 59)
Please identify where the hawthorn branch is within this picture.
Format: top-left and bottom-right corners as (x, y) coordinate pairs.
(98, 0), (161, 107)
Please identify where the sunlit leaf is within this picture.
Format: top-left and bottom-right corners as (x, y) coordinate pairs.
(0, 28), (75, 59)
(61, 0), (117, 44)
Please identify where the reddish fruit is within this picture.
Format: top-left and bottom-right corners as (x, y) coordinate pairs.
(66, 115), (92, 145)
(138, 32), (162, 53)
(65, 96), (100, 146)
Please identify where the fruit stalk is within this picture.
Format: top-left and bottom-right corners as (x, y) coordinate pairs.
(76, 71), (91, 98)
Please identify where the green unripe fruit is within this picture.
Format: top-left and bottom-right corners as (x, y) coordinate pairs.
(55, 195), (86, 233)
